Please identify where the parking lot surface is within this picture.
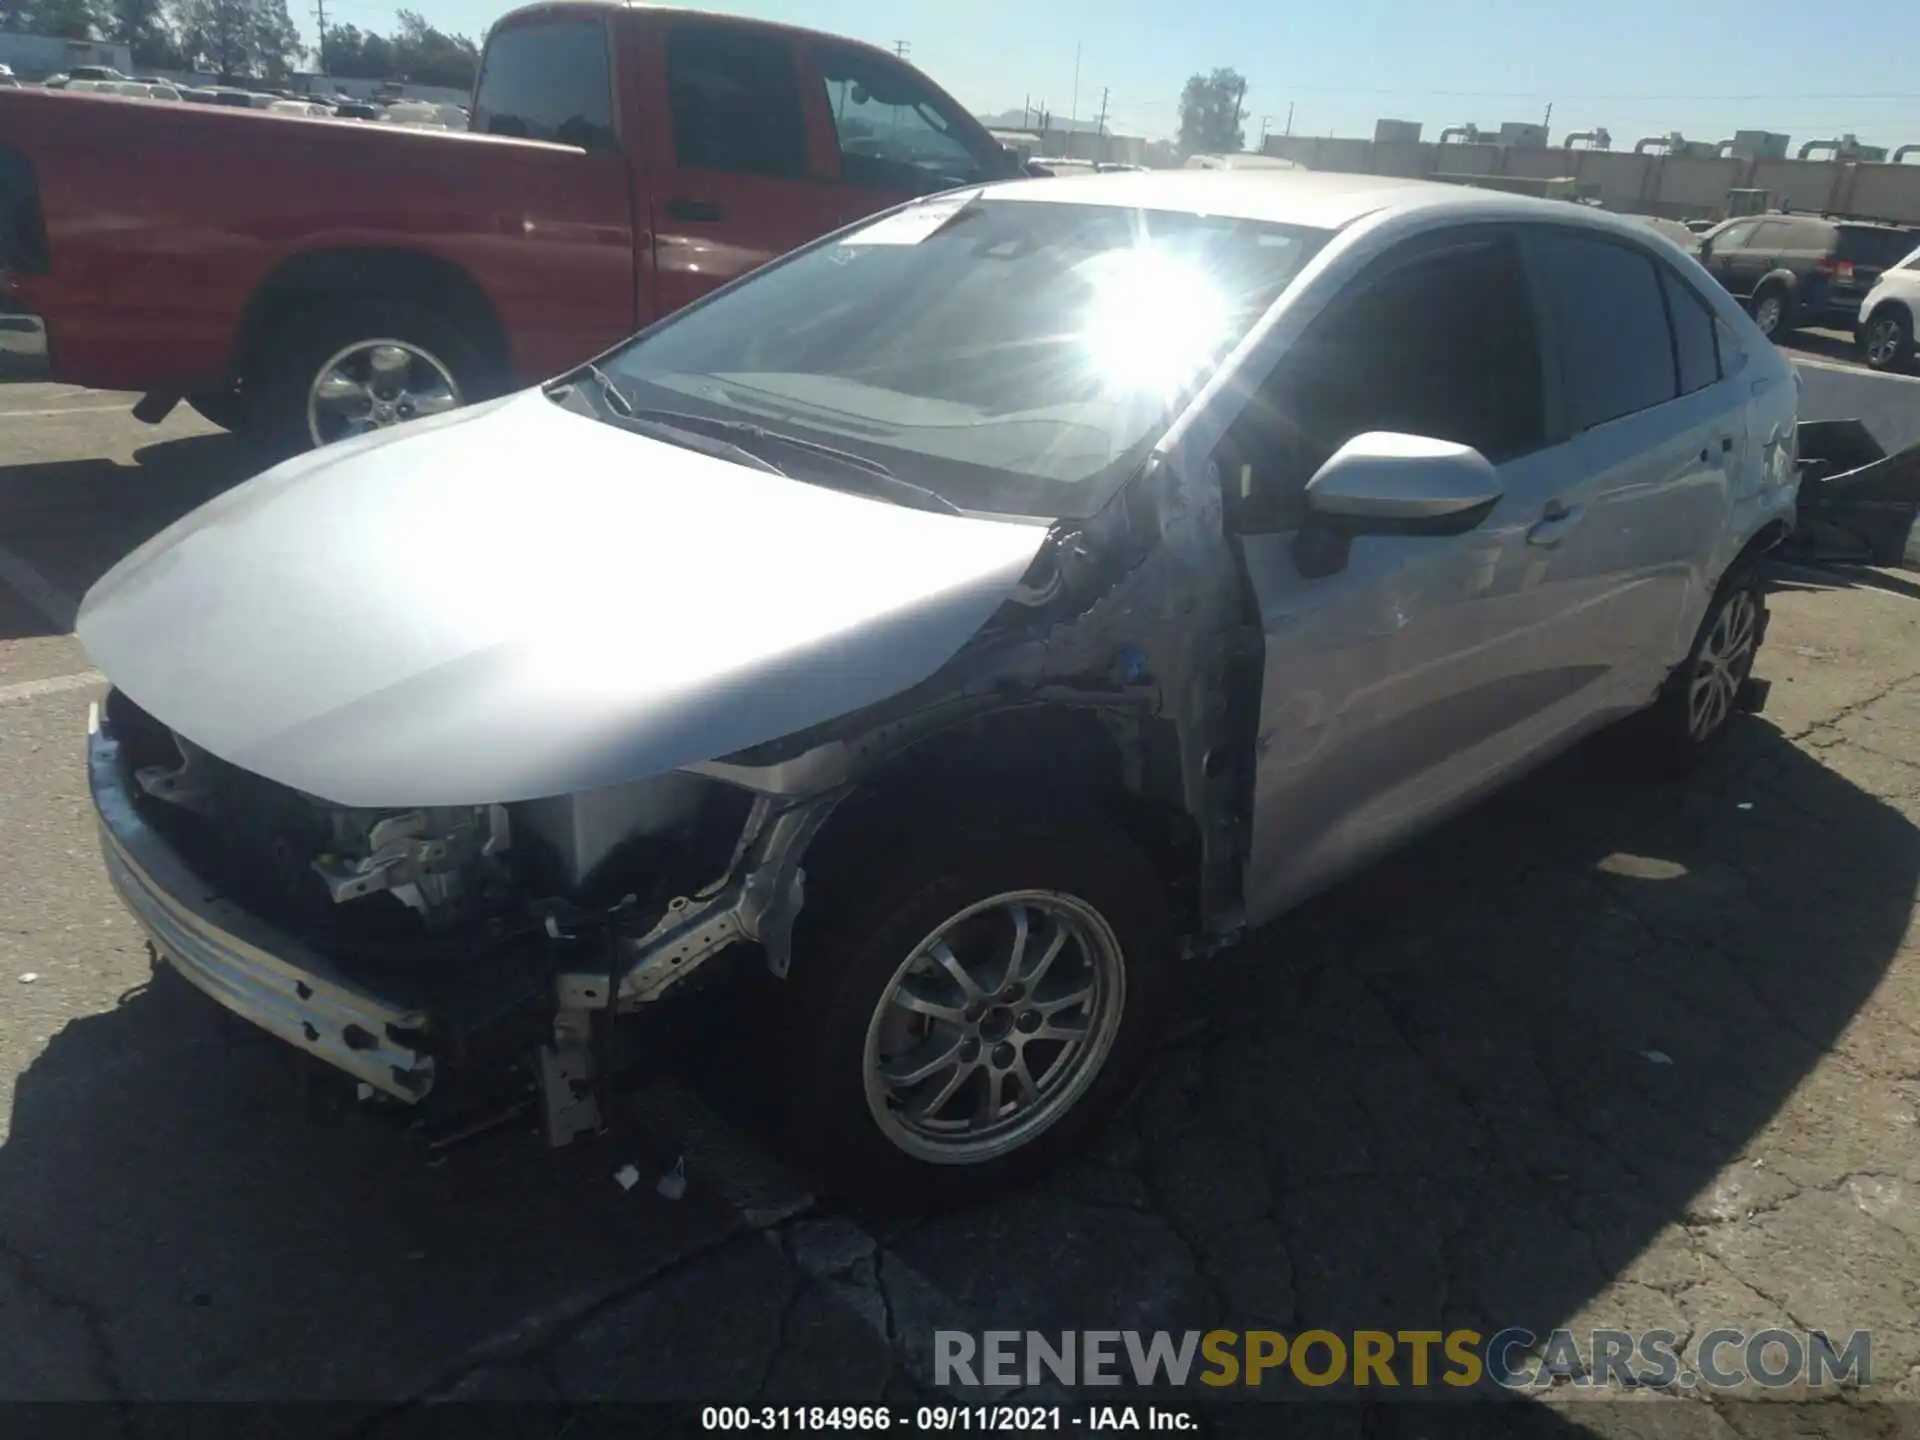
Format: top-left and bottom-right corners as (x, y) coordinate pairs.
(3, 374), (1920, 1435)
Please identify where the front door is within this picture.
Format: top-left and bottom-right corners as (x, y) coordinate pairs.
(1702, 219), (1762, 298)
(635, 20), (846, 322)
(1222, 228), (1599, 924)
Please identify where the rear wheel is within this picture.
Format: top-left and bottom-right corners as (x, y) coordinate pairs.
(1750, 286), (1789, 340)
(247, 300), (496, 458)
(1637, 565), (1768, 773)
(1862, 307), (1914, 373)
(781, 814), (1170, 1202)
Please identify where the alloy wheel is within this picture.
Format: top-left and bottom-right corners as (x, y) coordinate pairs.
(307, 339), (462, 446)
(1688, 589), (1758, 742)
(1865, 316), (1904, 367)
(1753, 294), (1784, 337)
(862, 890), (1126, 1165)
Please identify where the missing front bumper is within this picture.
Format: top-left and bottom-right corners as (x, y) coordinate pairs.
(89, 705), (439, 1102)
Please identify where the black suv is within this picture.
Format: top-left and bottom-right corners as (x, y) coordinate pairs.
(1697, 214), (1919, 340)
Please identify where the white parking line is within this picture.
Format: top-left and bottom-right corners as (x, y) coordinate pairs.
(0, 670), (105, 706)
(0, 542), (80, 631)
(0, 403), (132, 419)
(1793, 355), (1920, 383)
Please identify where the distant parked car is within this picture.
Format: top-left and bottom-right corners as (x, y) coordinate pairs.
(1697, 213), (1920, 340)
(0, 64), (16, 89)
(1856, 241), (1920, 372)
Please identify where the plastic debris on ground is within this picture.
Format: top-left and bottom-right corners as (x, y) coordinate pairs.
(1641, 1049), (1675, 1066)
(657, 1155), (688, 1201)
(613, 1162), (641, 1192)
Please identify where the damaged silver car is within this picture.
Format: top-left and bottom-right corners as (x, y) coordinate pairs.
(81, 171), (1800, 1194)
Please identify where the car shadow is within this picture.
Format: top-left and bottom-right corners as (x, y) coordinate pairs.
(0, 432), (256, 641)
(2, 709), (1912, 1422)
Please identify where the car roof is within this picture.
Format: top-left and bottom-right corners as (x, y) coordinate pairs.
(491, 0), (924, 64)
(979, 168), (1670, 238)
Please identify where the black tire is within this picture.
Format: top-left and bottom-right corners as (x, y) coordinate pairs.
(1861, 306), (1915, 373)
(781, 811), (1172, 1203)
(185, 389), (250, 433)
(1749, 284), (1791, 341)
(246, 299), (497, 459)
(1636, 564), (1768, 774)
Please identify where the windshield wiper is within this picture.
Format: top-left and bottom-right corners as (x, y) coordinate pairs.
(579, 361), (636, 417)
(621, 407), (963, 516)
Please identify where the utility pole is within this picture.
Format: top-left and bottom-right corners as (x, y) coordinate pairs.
(1543, 101), (1553, 132)
(1023, 93), (1030, 128)
(1069, 44), (1081, 136)
(893, 40), (910, 58)
(1284, 101), (1294, 137)
(1258, 114), (1271, 149)
(1231, 77), (1247, 151)
(1095, 86), (1109, 163)
(312, 0), (328, 73)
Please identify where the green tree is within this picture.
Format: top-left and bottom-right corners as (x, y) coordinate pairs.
(320, 9), (476, 88)
(13, 0), (105, 39)
(1177, 67), (1247, 156)
(109, 0), (185, 67)
(170, 0), (298, 78)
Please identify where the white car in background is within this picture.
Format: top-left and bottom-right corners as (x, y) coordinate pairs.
(1857, 242), (1920, 372)
(0, 63), (17, 88)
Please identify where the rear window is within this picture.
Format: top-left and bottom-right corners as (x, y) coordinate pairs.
(1837, 227), (1920, 267)
(472, 19), (616, 152)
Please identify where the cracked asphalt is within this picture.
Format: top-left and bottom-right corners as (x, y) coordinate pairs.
(3, 380), (1920, 1437)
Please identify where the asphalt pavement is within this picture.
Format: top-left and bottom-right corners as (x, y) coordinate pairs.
(3, 358), (1920, 1434)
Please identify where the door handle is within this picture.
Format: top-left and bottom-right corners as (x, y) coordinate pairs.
(666, 199), (723, 222)
(1527, 502), (1586, 548)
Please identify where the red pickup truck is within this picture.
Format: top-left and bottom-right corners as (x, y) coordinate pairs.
(0, 2), (1019, 451)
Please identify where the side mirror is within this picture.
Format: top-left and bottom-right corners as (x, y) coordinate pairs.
(1294, 432), (1501, 576)
(1306, 432), (1502, 531)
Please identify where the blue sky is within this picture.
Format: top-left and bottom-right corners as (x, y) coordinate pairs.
(302, 0), (1920, 150)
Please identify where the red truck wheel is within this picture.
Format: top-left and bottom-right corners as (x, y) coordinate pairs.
(251, 301), (497, 456)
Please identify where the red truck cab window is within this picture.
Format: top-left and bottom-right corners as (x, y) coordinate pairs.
(813, 45), (994, 198)
(473, 18), (618, 152)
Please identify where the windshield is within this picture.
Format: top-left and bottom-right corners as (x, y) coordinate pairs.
(590, 197), (1328, 519)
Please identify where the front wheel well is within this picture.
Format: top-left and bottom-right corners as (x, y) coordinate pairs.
(796, 707), (1204, 942)
(230, 248), (510, 389)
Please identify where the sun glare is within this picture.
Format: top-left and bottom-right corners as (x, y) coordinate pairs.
(1075, 244), (1233, 396)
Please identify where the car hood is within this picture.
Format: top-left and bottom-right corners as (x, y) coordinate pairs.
(78, 391), (1051, 807)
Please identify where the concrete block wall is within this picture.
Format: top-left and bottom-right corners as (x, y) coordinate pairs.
(1262, 134), (1920, 223)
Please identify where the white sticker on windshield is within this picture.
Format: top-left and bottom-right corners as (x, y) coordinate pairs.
(840, 191), (980, 247)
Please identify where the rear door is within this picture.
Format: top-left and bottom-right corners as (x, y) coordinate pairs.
(634, 19), (845, 321)
(1525, 225), (1736, 697)
(799, 40), (1003, 225)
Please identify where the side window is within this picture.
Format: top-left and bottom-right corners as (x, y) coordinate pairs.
(1530, 230), (1678, 431)
(1715, 315), (1752, 379)
(1713, 221), (1758, 250)
(1749, 220), (1792, 249)
(1787, 219), (1835, 250)
(472, 20), (616, 152)
(1660, 266), (1720, 395)
(814, 44), (987, 193)
(665, 24), (808, 179)
(1223, 231), (1545, 532)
